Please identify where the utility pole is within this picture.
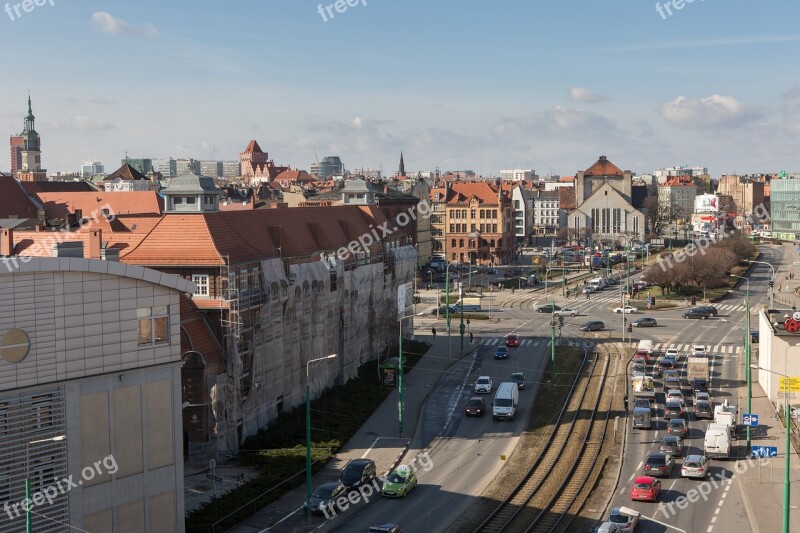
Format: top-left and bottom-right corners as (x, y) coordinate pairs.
(550, 302), (556, 374)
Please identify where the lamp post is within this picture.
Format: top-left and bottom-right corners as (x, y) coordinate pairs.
(752, 352), (799, 533)
(550, 301), (556, 374)
(445, 262), (452, 360)
(26, 435), (66, 532)
(732, 274), (752, 453)
(305, 354), (337, 518)
(399, 313), (423, 436)
(745, 260), (776, 309)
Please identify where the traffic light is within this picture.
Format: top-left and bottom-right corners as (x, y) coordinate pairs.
(691, 295), (696, 305)
(769, 279), (775, 289)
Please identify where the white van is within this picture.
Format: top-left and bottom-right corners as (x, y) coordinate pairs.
(492, 382), (519, 421)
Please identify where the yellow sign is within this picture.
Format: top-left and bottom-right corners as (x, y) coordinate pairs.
(778, 377), (800, 393)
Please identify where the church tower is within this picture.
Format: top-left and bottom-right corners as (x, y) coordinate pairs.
(17, 95), (46, 182)
(398, 151), (405, 177)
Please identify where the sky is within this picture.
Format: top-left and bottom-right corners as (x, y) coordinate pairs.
(2, 0), (800, 177)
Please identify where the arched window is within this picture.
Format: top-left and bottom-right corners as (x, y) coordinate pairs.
(498, 238), (503, 248)
(471, 209), (476, 219)
(490, 239), (496, 247)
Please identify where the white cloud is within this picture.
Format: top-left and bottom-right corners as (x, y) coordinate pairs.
(493, 106), (620, 139)
(569, 87), (607, 103)
(50, 115), (116, 132)
(659, 95), (760, 128)
(90, 12), (159, 38)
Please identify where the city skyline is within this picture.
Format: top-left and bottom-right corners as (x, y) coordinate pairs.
(2, 1), (800, 176)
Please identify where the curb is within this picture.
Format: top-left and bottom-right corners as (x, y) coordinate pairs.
(385, 439), (412, 476)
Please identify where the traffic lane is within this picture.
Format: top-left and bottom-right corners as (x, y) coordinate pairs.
(328, 341), (550, 532)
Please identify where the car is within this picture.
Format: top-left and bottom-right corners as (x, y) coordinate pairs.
(474, 376), (493, 394)
(657, 360), (675, 377)
(487, 268), (499, 275)
(751, 330), (760, 343)
(632, 356), (647, 367)
(632, 363), (646, 375)
(683, 309), (711, 319)
(613, 306), (639, 314)
(694, 391), (711, 403)
(579, 320), (605, 332)
(630, 476), (662, 502)
(667, 418), (688, 437)
(465, 396), (486, 416)
(369, 525), (403, 533)
(663, 353), (677, 364)
(505, 333), (520, 347)
(660, 435), (685, 457)
(662, 369), (679, 381)
(634, 398), (652, 411)
(339, 459), (377, 491)
(596, 523), (623, 533)
(643, 453), (675, 477)
(681, 455), (712, 479)
(665, 347), (680, 359)
(582, 285), (597, 294)
(536, 304), (561, 313)
(607, 507), (640, 533)
(305, 481), (347, 513)
(666, 389), (685, 403)
(694, 400), (714, 419)
(554, 307), (579, 317)
(691, 345), (707, 356)
(664, 400), (685, 419)
(633, 317), (657, 327)
(494, 346), (509, 360)
(697, 305), (719, 316)
(382, 465), (418, 497)
(691, 379), (708, 396)
(634, 349), (651, 363)
(663, 376), (682, 392)
(510, 372), (526, 390)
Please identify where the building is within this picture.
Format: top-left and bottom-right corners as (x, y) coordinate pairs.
(388, 175), (433, 268)
(14, 96), (47, 182)
(120, 158), (153, 176)
(565, 155), (647, 244)
(162, 173), (223, 213)
(310, 156), (344, 179)
(9, 135), (23, 176)
(512, 186), (533, 244)
(532, 189), (561, 235)
(658, 175), (699, 222)
(200, 161), (223, 178)
(769, 177), (800, 240)
(102, 162), (154, 192)
(80, 161), (105, 178)
(350, 168), (382, 181)
(239, 140), (289, 184)
(500, 169), (535, 182)
(175, 159), (200, 176)
(654, 165), (708, 184)
(222, 160), (240, 178)
(0, 256), (191, 532)
(152, 158), (177, 178)
(716, 174), (768, 228)
(756, 308), (800, 411)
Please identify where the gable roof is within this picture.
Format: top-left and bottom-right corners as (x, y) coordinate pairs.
(104, 163), (149, 182)
(445, 182), (503, 206)
(242, 140), (263, 154)
(0, 175), (42, 219)
(559, 187), (577, 210)
(584, 155), (624, 178)
(35, 191), (162, 219)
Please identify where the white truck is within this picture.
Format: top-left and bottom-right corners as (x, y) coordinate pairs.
(714, 400), (738, 437)
(704, 422), (732, 459)
(632, 376), (655, 398)
(687, 357), (711, 380)
(492, 382), (519, 421)
(451, 297), (482, 312)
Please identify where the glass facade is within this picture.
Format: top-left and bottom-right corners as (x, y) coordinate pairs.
(770, 179), (800, 238)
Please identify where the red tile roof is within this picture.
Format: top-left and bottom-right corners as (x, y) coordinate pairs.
(445, 182), (503, 206)
(559, 187), (577, 210)
(35, 191), (162, 219)
(242, 140), (263, 154)
(583, 156), (624, 177)
(0, 175), (41, 219)
(180, 295), (225, 368)
(21, 181), (97, 193)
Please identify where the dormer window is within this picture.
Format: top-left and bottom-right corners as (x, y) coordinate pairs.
(174, 197), (183, 205)
(187, 196), (196, 204)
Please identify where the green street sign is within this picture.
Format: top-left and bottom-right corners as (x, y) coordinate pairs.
(780, 170), (787, 178)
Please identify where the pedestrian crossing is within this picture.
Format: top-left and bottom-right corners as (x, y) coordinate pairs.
(552, 292), (746, 313)
(478, 338), (548, 347)
(475, 338), (743, 354)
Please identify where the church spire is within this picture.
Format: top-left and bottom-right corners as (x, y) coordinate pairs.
(398, 151), (405, 177)
(23, 94), (35, 134)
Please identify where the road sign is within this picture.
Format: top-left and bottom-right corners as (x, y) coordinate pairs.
(778, 376), (800, 393)
(780, 170), (788, 178)
(751, 446), (778, 458)
(742, 413), (759, 426)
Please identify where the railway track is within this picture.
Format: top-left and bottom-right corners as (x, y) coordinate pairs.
(473, 344), (610, 533)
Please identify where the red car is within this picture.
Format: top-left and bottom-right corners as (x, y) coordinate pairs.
(634, 349), (650, 363)
(505, 334), (519, 347)
(630, 476), (661, 502)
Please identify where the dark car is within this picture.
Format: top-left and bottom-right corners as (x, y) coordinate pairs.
(369, 525), (403, 533)
(505, 333), (520, 347)
(751, 330), (759, 343)
(634, 398), (652, 412)
(494, 346), (509, 359)
(510, 372), (526, 390)
(667, 418), (688, 437)
(657, 360), (674, 377)
(633, 317), (658, 327)
(465, 397), (486, 417)
(664, 400), (685, 419)
(305, 482), (347, 514)
(694, 400), (714, 419)
(660, 435), (685, 457)
(643, 453), (675, 477)
(683, 309), (711, 319)
(339, 459), (377, 491)
(579, 320), (605, 332)
(691, 378), (708, 396)
(697, 305), (719, 316)
(536, 304), (561, 313)
(663, 376), (682, 392)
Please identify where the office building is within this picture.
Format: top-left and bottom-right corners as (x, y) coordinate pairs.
(80, 161), (105, 178)
(152, 158), (177, 178)
(310, 156), (344, 179)
(121, 158), (153, 176)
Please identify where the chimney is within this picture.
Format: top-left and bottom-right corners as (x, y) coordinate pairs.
(0, 228), (13, 256)
(89, 229), (102, 259)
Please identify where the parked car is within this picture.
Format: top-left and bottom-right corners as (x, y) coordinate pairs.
(505, 333), (520, 347)
(474, 376), (493, 394)
(643, 453), (675, 477)
(630, 476), (662, 502)
(613, 306), (639, 314)
(494, 346), (509, 360)
(510, 372), (526, 390)
(369, 525), (403, 533)
(464, 396), (486, 417)
(694, 400), (714, 419)
(554, 307), (579, 317)
(633, 317), (657, 327)
(660, 435), (685, 457)
(664, 400), (685, 419)
(681, 454), (712, 479)
(305, 482), (347, 514)
(536, 304), (561, 313)
(683, 309), (711, 319)
(667, 418), (688, 437)
(381, 465), (418, 497)
(607, 506), (640, 533)
(579, 320), (605, 331)
(339, 459), (377, 491)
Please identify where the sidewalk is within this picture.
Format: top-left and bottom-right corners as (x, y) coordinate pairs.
(227, 333), (476, 532)
(736, 382), (800, 533)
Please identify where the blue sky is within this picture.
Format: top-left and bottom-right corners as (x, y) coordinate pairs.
(2, 0), (800, 177)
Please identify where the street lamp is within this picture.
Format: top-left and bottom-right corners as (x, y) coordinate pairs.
(732, 274), (752, 453)
(752, 347), (800, 533)
(399, 312), (423, 437)
(26, 435), (66, 532)
(305, 354), (337, 518)
(745, 260), (776, 310)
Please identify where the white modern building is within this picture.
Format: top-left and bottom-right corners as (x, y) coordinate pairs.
(533, 189), (562, 235)
(500, 169), (536, 182)
(80, 161), (104, 178)
(0, 256), (192, 533)
(512, 186), (534, 244)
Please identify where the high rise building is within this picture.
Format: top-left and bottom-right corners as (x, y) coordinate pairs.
(15, 96), (47, 182)
(152, 158), (177, 177)
(9, 135), (23, 175)
(80, 161), (105, 177)
(175, 158), (201, 175)
(500, 169), (536, 182)
(200, 160), (223, 178)
(310, 156), (344, 178)
(222, 160), (240, 178)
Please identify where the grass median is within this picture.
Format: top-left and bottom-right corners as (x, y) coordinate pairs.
(185, 339), (430, 532)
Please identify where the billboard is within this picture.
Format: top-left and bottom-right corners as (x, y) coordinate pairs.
(695, 194), (719, 214)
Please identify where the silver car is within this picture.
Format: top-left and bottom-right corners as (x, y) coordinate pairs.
(682, 454), (711, 479)
(607, 506), (641, 533)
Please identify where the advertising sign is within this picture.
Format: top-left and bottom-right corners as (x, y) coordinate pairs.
(694, 194), (719, 214)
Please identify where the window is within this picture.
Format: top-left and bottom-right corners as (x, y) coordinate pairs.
(480, 209), (485, 218)
(480, 224), (485, 232)
(451, 239), (457, 248)
(192, 275), (209, 297)
(240, 271), (249, 293)
(205, 195), (214, 205)
(138, 306), (170, 346)
(492, 224), (498, 233)
(187, 196), (196, 204)
(471, 209), (476, 219)
(471, 224), (476, 232)
(450, 224), (455, 233)
(459, 239), (464, 247)
(173, 197), (183, 205)
(252, 268), (261, 291)
(461, 209), (467, 218)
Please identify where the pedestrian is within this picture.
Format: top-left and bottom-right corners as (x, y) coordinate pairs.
(586, 291), (590, 300)
(431, 327), (436, 338)
(623, 394), (629, 414)
(469, 331), (474, 343)
(512, 287), (515, 294)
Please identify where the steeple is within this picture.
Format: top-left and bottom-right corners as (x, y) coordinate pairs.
(398, 151), (405, 177)
(23, 94), (36, 135)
